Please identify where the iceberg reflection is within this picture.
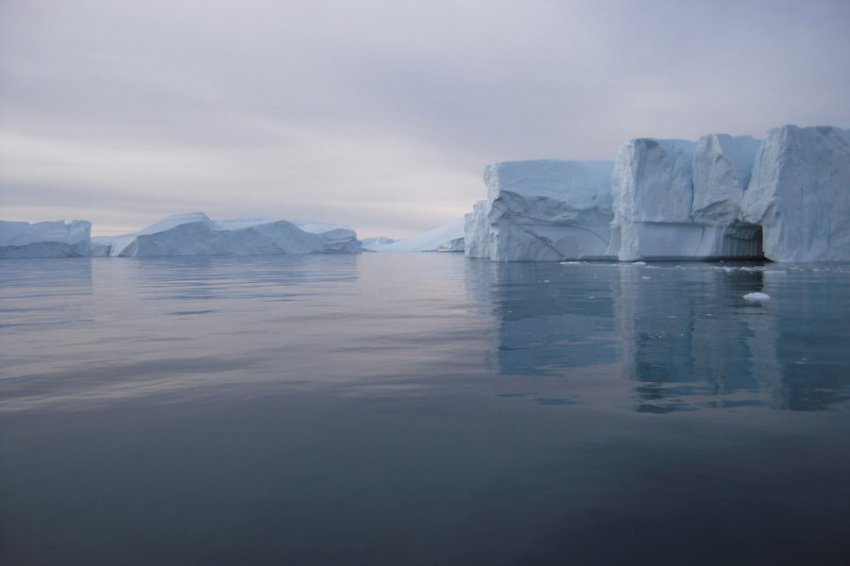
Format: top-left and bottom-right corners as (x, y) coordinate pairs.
(476, 261), (850, 412)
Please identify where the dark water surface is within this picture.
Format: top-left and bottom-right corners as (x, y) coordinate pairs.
(2, 254), (849, 565)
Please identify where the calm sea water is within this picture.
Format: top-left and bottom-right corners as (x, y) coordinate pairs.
(2, 254), (849, 565)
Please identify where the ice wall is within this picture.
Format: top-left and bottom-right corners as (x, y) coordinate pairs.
(605, 134), (764, 261)
(464, 200), (490, 259)
(742, 125), (850, 262)
(608, 137), (761, 261)
(468, 160), (615, 261)
(0, 220), (91, 258)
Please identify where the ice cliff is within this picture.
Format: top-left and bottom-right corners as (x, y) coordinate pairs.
(610, 135), (764, 261)
(465, 160), (615, 261)
(742, 125), (850, 262)
(0, 220), (91, 258)
(93, 213), (361, 257)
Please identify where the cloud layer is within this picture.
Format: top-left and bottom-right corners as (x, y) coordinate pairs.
(2, 0), (849, 236)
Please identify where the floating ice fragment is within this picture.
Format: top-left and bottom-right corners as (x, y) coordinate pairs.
(743, 292), (771, 302)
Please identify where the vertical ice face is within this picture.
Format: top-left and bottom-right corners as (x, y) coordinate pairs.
(692, 134), (761, 225)
(0, 220), (91, 258)
(613, 139), (696, 224)
(742, 125), (850, 262)
(464, 200), (491, 259)
(610, 138), (697, 261)
(609, 135), (764, 261)
(478, 160), (615, 262)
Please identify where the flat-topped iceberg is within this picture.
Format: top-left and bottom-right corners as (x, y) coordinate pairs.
(0, 220), (91, 258)
(742, 125), (850, 262)
(93, 213), (361, 257)
(466, 160), (615, 261)
(372, 218), (464, 253)
(467, 124), (847, 263)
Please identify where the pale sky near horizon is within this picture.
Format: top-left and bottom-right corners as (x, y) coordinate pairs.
(1, 0), (848, 238)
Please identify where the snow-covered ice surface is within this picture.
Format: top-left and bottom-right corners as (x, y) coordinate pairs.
(373, 218), (465, 253)
(467, 160), (615, 261)
(742, 125), (850, 262)
(92, 213), (360, 257)
(0, 220), (91, 258)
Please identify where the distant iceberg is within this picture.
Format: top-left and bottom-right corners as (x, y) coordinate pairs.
(372, 219), (464, 253)
(92, 212), (361, 257)
(0, 220), (91, 258)
(361, 237), (398, 251)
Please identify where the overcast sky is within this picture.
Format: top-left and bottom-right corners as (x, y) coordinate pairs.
(1, 0), (848, 237)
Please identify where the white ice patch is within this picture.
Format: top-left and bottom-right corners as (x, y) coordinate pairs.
(375, 218), (465, 253)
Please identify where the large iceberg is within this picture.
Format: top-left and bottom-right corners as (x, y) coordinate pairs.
(0, 220), (91, 258)
(93, 212), (361, 257)
(371, 218), (465, 252)
(466, 123), (848, 263)
(466, 160), (615, 261)
(742, 125), (850, 262)
(610, 135), (765, 261)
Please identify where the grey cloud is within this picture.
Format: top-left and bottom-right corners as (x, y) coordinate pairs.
(1, 0), (849, 237)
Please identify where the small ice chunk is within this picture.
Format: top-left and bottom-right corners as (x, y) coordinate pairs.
(743, 292), (771, 302)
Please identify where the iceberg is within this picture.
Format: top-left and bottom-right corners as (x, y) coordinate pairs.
(374, 218), (465, 252)
(469, 124), (847, 263)
(291, 221), (362, 254)
(92, 212), (361, 257)
(608, 135), (763, 261)
(467, 160), (615, 261)
(742, 125), (850, 262)
(0, 220), (91, 258)
(361, 237), (398, 251)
